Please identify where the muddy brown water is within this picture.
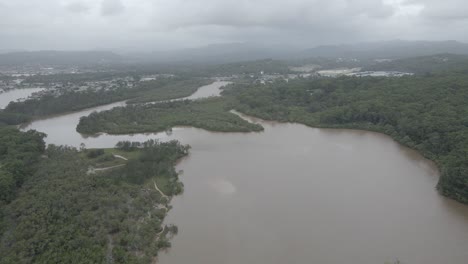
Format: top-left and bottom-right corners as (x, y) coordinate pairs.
(13, 82), (468, 264)
(157, 121), (468, 264)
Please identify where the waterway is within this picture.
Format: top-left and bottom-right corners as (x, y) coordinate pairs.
(11, 81), (468, 264)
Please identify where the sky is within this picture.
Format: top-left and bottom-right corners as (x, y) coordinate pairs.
(0, 0), (467, 51)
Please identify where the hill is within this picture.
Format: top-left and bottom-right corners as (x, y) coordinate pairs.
(299, 40), (468, 59)
(0, 50), (122, 66)
(364, 54), (468, 74)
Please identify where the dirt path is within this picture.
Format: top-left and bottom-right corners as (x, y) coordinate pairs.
(113, 154), (128, 161)
(153, 180), (169, 199)
(87, 164), (125, 174)
(95, 164), (125, 171)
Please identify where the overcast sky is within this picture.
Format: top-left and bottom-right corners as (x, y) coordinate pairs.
(0, 0), (467, 51)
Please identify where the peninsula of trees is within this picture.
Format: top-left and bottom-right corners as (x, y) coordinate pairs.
(0, 138), (188, 263)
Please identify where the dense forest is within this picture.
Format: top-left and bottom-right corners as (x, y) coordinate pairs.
(0, 139), (188, 264)
(1, 77), (211, 124)
(77, 98), (263, 135)
(0, 128), (45, 205)
(83, 59), (290, 78)
(224, 74), (468, 203)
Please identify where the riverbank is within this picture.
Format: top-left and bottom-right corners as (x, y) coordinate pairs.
(225, 76), (468, 204)
(230, 105), (467, 203)
(75, 89), (468, 204)
(1, 79), (467, 263)
(157, 112), (468, 264)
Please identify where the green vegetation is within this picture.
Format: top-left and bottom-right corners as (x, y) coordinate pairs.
(24, 71), (134, 84)
(0, 127), (45, 204)
(82, 149), (124, 169)
(0, 111), (31, 125)
(5, 88), (131, 117)
(199, 59), (291, 76)
(126, 79), (211, 104)
(0, 140), (188, 264)
(104, 147), (142, 160)
(77, 98), (264, 135)
(1, 77), (211, 124)
(106, 59), (292, 78)
(225, 75), (468, 203)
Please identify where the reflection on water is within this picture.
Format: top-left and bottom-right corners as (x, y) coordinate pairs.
(18, 81), (468, 264)
(208, 178), (237, 195)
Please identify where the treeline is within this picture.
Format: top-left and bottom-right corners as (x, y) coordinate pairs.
(1, 77), (212, 124)
(198, 59), (291, 76)
(126, 78), (212, 104)
(5, 88), (131, 117)
(102, 59), (292, 78)
(77, 98), (264, 135)
(24, 71), (134, 84)
(225, 74), (468, 204)
(0, 111), (31, 126)
(0, 140), (188, 263)
(364, 54), (468, 74)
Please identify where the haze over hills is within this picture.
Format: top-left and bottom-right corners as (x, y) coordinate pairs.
(125, 43), (295, 64)
(364, 53), (468, 74)
(300, 40), (468, 59)
(0, 50), (123, 66)
(3, 40), (468, 66)
(125, 40), (468, 64)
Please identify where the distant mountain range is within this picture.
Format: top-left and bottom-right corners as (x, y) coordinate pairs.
(0, 50), (123, 66)
(300, 40), (468, 59)
(2, 40), (468, 66)
(124, 43), (294, 64)
(364, 53), (468, 74)
(127, 40), (468, 63)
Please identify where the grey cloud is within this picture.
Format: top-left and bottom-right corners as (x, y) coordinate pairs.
(0, 0), (467, 51)
(405, 0), (468, 20)
(101, 0), (124, 16)
(150, 0), (397, 30)
(65, 2), (90, 13)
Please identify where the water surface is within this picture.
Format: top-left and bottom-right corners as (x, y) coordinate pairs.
(22, 81), (229, 147)
(158, 121), (468, 264)
(0, 88), (45, 108)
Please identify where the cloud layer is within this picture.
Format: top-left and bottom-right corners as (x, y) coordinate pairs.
(0, 0), (467, 51)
